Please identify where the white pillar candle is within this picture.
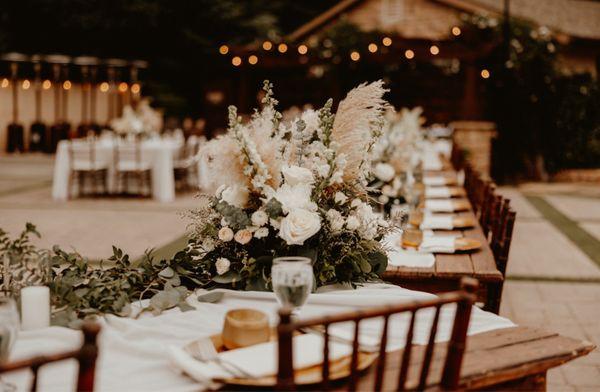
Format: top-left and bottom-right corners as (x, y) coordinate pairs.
(20, 286), (50, 330)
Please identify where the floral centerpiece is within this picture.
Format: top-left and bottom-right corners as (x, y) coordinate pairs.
(190, 80), (398, 290)
(369, 107), (426, 212)
(110, 99), (163, 137)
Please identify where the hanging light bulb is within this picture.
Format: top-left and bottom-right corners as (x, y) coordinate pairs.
(382, 37), (392, 47)
(1, 78), (9, 88)
(219, 45), (229, 55)
(404, 49), (415, 59)
(368, 43), (378, 53)
(63, 80), (72, 90)
(262, 41), (273, 51)
(118, 82), (128, 92)
(100, 82), (110, 92)
(452, 26), (462, 36)
(297, 44), (308, 55)
(42, 80), (52, 89)
(22, 79), (31, 90)
(278, 43), (288, 53)
(232, 56), (242, 66)
(430, 45), (440, 55)
(481, 69), (490, 79)
(131, 83), (141, 94)
(248, 55), (258, 65)
(350, 51), (360, 61)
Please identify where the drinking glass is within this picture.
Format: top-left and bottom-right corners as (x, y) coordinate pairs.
(0, 297), (19, 391)
(271, 257), (313, 314)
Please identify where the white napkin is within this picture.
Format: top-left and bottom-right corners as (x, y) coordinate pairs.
(423, 176), (447, 186)
(422, 152), (443, 171)
(384, 232), (435, 268)
(419, 236), (456, 253)
(424, 199), (454, 212)
(425, 187), (451, 199)
(420, 214), (454, 230)
(168, 333), (352, 383)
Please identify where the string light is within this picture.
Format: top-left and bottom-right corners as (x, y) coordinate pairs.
(350, 51), (360, 61)
(481, 69), (490, 79)
(219, 45), (229, 55)
(232, 56), (242, 66)
(22, 79), (31, 90)
(452, 26), (462, 36)
(42, 80), (52, 89)
(262, 41), (272, 51)
(1, 78), (9, 88)
(248, 55), (258, 65)
(368, 43), (378, 53)
(118, 82), (128, 92)
(382, 37), (392, 47)
(297, 44), (308, 55)
(131, 83), (141, 94)
(100, 82), (110, 92)
(63, 80), (72, 90)
(430, 45), (440, 55)
(404, 49), (415, 59)
(277, 43), (288, 53)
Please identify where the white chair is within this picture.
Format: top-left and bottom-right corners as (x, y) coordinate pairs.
(114, 139), (152, 197)
(174, 136), (202, 190)
(68, 139), (109, 198)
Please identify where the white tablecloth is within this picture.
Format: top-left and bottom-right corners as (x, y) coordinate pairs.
(4, 284), (514, 391)
(52, 139), (182, 203)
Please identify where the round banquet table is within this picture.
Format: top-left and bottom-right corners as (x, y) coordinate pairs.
(52, 138), (182, 203)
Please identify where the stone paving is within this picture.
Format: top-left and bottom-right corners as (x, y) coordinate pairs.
(1, 155), (599, 389)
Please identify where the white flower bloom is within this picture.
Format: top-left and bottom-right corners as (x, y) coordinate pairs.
(271, 183), (317, 214)
(218, 227), (234, 242)
(234, 229), (253, 245)
(202, 238), (215, 252)
(254, 227), (269, 239)
(326, 209), (345, 233)
(378, 195), (390, 204)
(316, 163), (330, 177)
(282, 165), (314, 186)
(334, 192), (348, 205)
(382, 185), (396, 197)
(350, 199), (362, 209)
(346, 216), (360, 231)
(374, 163), (395, 182)
(221, 184), (250, 208)
(215, 184), (227, 198)
(270, 218), (281, 230)
(251, 210), (269, 227)
(220, 217), (229, 227)
(278, 209), (321, 245)
(215, 257), (231, 275)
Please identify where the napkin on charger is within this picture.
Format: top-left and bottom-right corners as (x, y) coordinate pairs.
(423, 176), (447, 186)
(425, 187), (451, 199)
(169, 333), (352, 383)
(424, 199), (454, 212)
(420, 214), (454, 230)
(384, 232), (435, 268)
(418, 236), (455, 253)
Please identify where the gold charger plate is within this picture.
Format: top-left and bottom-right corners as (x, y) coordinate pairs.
(451, 199), (471, 211)
(209, 332), (378, 387)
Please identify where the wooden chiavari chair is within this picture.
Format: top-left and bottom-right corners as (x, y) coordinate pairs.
(0, 323), (100, 392)
(115, 138), (152, 197)
(276, 278), (478, 391)
(68, 139), (109, 198)
(478, 182), (497, 237)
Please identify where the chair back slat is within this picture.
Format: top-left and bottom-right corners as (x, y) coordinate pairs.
(276, 279), (477, 391)
(397, 312), (416, 390)
(417, 305), (442, 390)
(374, 315), (390, 391)
(348, 320), (361, 391)
(322, 324), (331, 390)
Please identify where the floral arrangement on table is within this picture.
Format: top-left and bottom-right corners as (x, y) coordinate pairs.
(110, 99), (163, 137)
(191, 80), (398, 290)
(369, 107), (426, 211)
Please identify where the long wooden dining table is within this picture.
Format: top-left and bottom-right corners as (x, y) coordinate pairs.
(382, 170), (503, 312)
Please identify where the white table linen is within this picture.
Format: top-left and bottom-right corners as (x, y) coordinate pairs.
(5, 285), (514, 391)
(52, 138), (182, 203)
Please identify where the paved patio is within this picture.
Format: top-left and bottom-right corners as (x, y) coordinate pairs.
(1, 154), (599, 389)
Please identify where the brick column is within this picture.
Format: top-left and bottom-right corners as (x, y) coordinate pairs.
(450, 121), (496, 179)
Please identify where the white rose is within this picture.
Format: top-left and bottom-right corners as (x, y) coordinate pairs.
(221, 217), (229, 227)
(270, 218), (281, 230)
(234, 229), (253, 245)
(215, 257), (231, 275)
(282, 165), (314, 186)
(374, 163), (396, 182)
(326, 209), (344, 233)
(218, 227), (234, 242)
(221, 184), (249, 208)
(251, 210), (268, 227)
(279, 209), (321, 245)
(378, 195), (390, 204)
(272, 183), (317, 214)
(346, 215), (360, 231)
(215, 184), (227, 198)
(334, 192), (348, 205)
(254, 227), (269, 239)
(351, 199), (362, 209)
